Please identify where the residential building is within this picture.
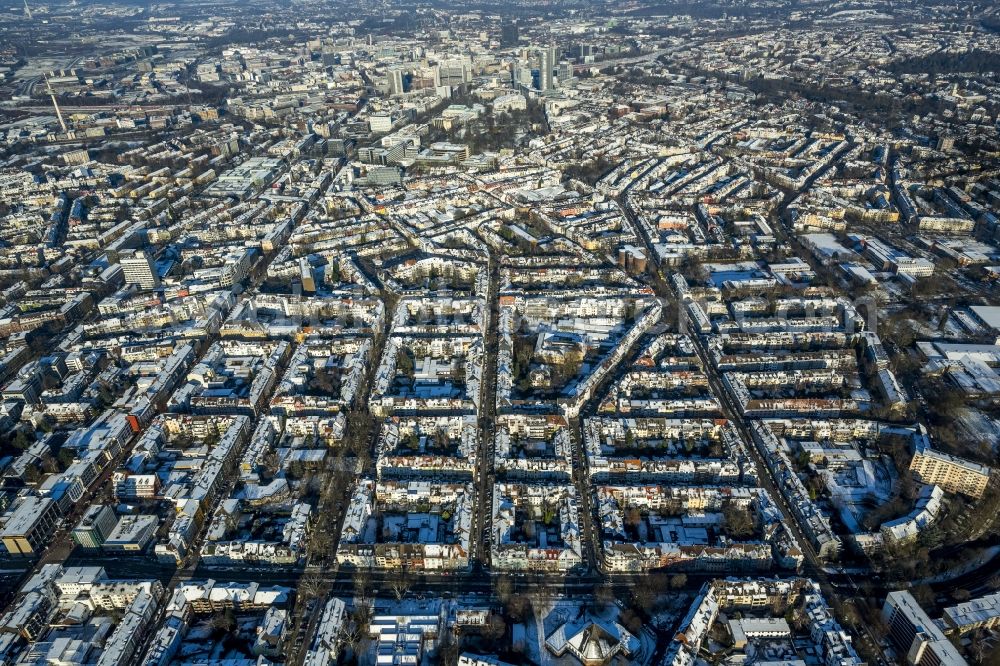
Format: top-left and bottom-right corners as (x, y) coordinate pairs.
(942, 591), (1000, 634)
(883, 591), (968, 666)
(120, 249), (161, 290)
(910, 437), (991, 498)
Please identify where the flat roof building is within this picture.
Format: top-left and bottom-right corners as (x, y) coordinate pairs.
(942, 591), (1000, 634)
(71, 504), (118, 550)
(120, 249), (161, 290)
(1, 496), (61, 555)
(103, 514), (158, 552)
(910, 437), (991, 499)
(883, 591), (968, 666)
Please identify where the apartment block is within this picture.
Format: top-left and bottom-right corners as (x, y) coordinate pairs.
(883, 591), (968, 666)
(910, 437), (991, 498)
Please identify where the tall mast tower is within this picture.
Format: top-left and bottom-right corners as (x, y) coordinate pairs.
(44, 75), (68, 133)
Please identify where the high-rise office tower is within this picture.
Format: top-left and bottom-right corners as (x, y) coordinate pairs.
(517, 67), (533, 88)
(559, 60), (574, 85)
(120, 249), (160, 290)
(387, 68), (405, 96)
(540, 46), (559, 91)
(539, 48), (551, 90)
(438, 59), (471, 87)
(500, 21), (519, 47)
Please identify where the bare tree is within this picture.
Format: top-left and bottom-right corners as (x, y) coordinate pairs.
(648, 573), (670, 595)
(436, 629), (460, 666)
(261, 450), (280, 478)
(494, 575), (513, 605)
(483, 613), (507, 641)
(619, 607), (643, 635)
(593, 583), (615, 611)
(299, 571), (324, 601)
(309, 528), (333, 561)
(969, 628), (992, 664)
(342, 608), (370, 654)
(353, 568), (374, 608)
(210, 609), (236, 633)
(632, 585), (657, 612)
(390, 566), (413, 601)
(40, 454), (59, 475)
(505, 594), (531, 622)
(867, 610), (890, 641)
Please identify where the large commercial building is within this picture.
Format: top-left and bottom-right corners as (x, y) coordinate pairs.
(387, 67), (405, 96)
(539, 46), (558, 91)
(500, 21), (519, 47)
(103, 515), (158, 552)
(71, 504), (118, 550)
(883, 591), (968, 666)
(0, 497), (61, 555)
